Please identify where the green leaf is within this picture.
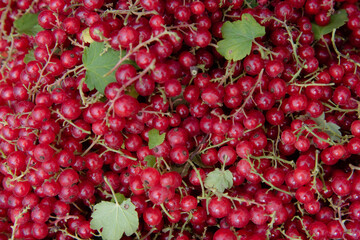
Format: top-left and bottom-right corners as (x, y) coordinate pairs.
(217, 14), (265, 61)
(111, 193), (125, 204)
(171, 164), (190, 177)
(83, 42), (135, 94)
(311, 113), (342, 141)
(326, 122), (342, 139)
(23, 50), (35, 64)
(148, 129), (165, 149)
(90, 199), (139, 240)
(126, 84), (139, 98)
(14, 13), (43, 36)
(204, 169), (233, 193)
(192, 155), (212, 169)
(144, 155), (156, 167)
(81, 28), (94, 43)
(244, 0), (258, 8)
(312, 10), (348, 40)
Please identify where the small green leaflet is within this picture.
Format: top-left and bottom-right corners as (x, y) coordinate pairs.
(144, 155), (156, 167)
(148, 129), (165, 149)
(126, 84), (139, 98)
(23, 50), (35, 64)
(14, 13), (43, 36)
(83, 42), (135, 94)
(192, 155), (212, 168)
(111, 193), (125, 204)
(204, 168), (233, 193)
(217, 14), (265, 61)
(244, 0), (258, 8)
(311, 113), (342, 141)
(90, 199), (139, 240)
(81, 28), (94, 43)
(312, 10), (348, 40)
(172, 164), (190, 177)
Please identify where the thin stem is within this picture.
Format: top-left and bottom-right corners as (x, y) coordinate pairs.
(277, 228), (302, 240)
(247, 158), (293, 196)
(0, 30), (15, 76)
(81, 135), (101, 157)
(54, 110), (92, 135)
(29, 43), (59, 100)
(106, 59), (156, 114)
(303, 125), (335, 145)
(97, 141), (138, 161)
(232, 69), (264, 118)
(349, 164), (360, 171)
(252, 155), (296, 168)
(180, 212), (192, 234)
(288, 67), (303, 84)
(331, 29), (360, 68)
(58, 229), (84, 240)
(0, 0), (12, 39)
(220, 194), (263, 207)
(104, 176), (118, 205)
(11, 207), (30, 240)
(104, 31), (170, 77)
(278, 18), (301, 68)
(46, 64), (85, 91)
(160, 203), (174, 220)
(140, 228), (156, 240)
(49, 215), (79, 226)
(293, 82), (334, 87)
(187, 160), (206, 198)
(293, 216), (313, 239)
(200, 138), (234, 153)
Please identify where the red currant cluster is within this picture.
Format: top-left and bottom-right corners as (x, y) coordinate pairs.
(1, 0), (360, 239)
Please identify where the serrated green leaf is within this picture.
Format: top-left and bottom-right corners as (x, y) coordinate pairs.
(217, 14), (265, 61)
(23, 50), (35, 64)
(90, 199), (138, 240)
(111, 193), (125, 204)
(83, 42), (136, 94)
(144, 155), (156, 167)
(326, 122), (342, 139)
(311, 113), (326, 127)
(310, 113), (342, 142)
(148, 129), (165, 149)
(204, 169), (233, 193)
(312, 10), (348, 40)
(14, 13), (43, 36)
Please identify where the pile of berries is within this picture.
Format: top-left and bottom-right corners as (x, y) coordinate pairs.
(1, 0), (360, 239)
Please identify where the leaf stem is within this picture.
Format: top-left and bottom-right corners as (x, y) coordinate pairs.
(160, 203), (174, 220)
(104, 176), (118, 205)
(187, 159), (206, 198)
(247, 158), (293, 196)
(303, 125), (335, 145)
(275, 18), (302, 68)
(81, 135), (101, 157)
(288, 67), (303, 84)
(97, 142), (138, 161)
(331, 29), (360, 68)
(10, 207), (30, 240)
(54, 109), (92, 135)
(200, 138), (234, 153)
(232, 69), (264, 118)
(140, 228), (156, 240)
